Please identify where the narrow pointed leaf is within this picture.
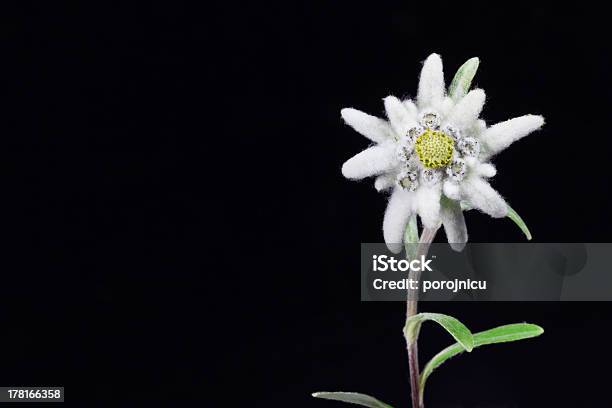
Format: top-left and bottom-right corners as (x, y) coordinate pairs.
(461, 202), (532, 240)
(312, 392), (393, 408)
(403, 214), (419, 260)
(404, 214), (419, 245)
(419, 323), (543, 396)
(507, 205), (532, 240)
(449, 57), (480, 101)
(404, 313), (473, 352)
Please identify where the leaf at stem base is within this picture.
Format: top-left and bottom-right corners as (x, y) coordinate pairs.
(312, 392), (393, 408)
(419, 323), (544, 397)
(404, 312), (474, 352)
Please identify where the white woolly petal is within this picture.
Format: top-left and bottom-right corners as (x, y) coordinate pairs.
(439, 96), (455, 116)
(341, 108), (393, 144)
(482, 115), (544, 156)
(383, 188), (415, 253)
(464, 156), (479, 168)
(375, 174), (396, 192)
(443, 181), (461, 200)
(476, 163), (497, 178)
(462, 177), (508, 218)
(402, 99), (419, 120)
(417, 53), (445, 109)
(446, 89), (486, 130)
(470, 119), (487, 138)
(384, 96), (417, 137)
(415, 183), (442, 228)
(342, 144), (396, 180)
(440, 200), (467, 252)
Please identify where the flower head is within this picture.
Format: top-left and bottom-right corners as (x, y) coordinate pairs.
(341, 53), (544, 253)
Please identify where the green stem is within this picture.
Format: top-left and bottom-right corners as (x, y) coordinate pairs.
(405, 225), (439, 408)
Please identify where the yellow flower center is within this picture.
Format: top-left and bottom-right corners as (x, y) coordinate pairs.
(414, 129), (454, 168)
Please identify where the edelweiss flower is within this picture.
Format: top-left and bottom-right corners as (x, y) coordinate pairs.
(341, 53), (544, 253)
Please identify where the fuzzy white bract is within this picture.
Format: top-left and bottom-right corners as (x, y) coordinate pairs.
(341, 53), (544, 253)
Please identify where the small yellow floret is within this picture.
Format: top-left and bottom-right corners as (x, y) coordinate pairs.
(414, 129), (454, 168)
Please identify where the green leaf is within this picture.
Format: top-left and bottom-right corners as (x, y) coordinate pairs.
(403, 214), (419, 260)
(473, 323), (544, 345)
(404, 313), (473, 352)
(507, 205), (532, 240)
(448, 57), (480, 101)
(419, 323), (544, 396)
(459, 202), (532, 241)
(312, 392), (393, 408)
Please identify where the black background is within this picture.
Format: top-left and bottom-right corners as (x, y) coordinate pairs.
(2, 1), (611, 406)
